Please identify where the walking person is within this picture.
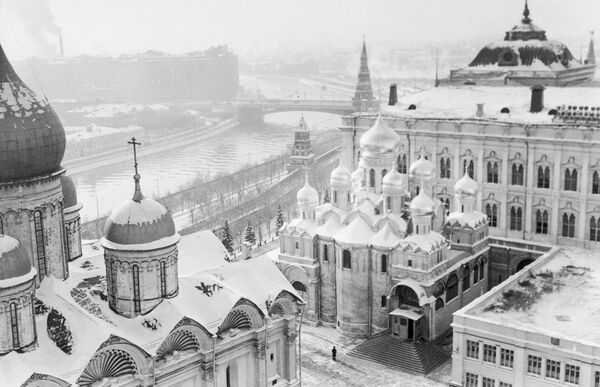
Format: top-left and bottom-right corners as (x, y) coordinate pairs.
(332, 345), (337, 361)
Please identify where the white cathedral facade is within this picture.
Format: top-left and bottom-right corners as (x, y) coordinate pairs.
(278, 115), (490, 341)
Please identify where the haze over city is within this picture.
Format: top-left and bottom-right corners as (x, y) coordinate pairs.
(0, 0), (598, 60)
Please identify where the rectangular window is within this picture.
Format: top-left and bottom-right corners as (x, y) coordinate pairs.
(595, 371), (600, 387)
(465, 373), (478, 387)
(500, 348), (514, 368)
(381, 296), (387, 308)
(499, 382), (512, 387)
(482, 377), (495, 387)
(546, 359), (561, 380)
(527, 355), (542, 375)
(483, 344), (497, 364)
(565, 364), (580, 385)
(466, 340), (479, 359)
(381, 254), (387, 273)
(408, 259), (412, 267)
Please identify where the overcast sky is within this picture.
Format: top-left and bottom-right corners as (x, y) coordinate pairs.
(0, 0), (598, 60)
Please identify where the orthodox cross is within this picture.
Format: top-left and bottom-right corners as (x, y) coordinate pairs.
(128, 137), (142, 175)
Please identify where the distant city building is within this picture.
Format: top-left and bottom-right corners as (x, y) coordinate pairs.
(63, 124), (145, 160)
(448, 2), (596, 86)
(17, 45), (239, 102)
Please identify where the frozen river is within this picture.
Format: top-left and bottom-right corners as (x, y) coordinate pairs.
(71, 111), (341, 222)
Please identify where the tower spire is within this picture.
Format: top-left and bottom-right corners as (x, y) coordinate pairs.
(127, 137), (144, 202)
(353, 37), (375, 112)
(586, 31), (596, 65)
(521, 0), (531, 24)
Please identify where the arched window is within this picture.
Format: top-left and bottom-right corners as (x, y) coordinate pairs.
(485, 204), (498, 227)
(226, 365), (231, 387)
(511, 164), (524, 185)
(590, 217), (600, 242)
(386, 196), (392, 211)
(369, 169), (375, 189)
(342, 250), (351, 269)
(435, 298), (444, 311)
(593, 171), (600, 194)
(0, 216), (3, 235)
(440, 157), (451, 179)
(535, 210), (549, 234)
(462, 266), (471, 291)
(446, 274), (459, 301)
(443, 198), (451, 211)
(479, 261), (485, 281)
(510, 207), (522, 231)
(381, 254), (387, 273)
(159, 261), (167, 297)
(487, 162), (499, 183)
(382, 169), (387, 180)
(565, 168), (578, 191)
(133, 265), (141, 313)
(473, 264), (479, 284)
(323, 244), (329, 262)
(34, 210), (46, 280)
(10, 302), (19, 348)
(538, 166), (550, 188)
(463, 159), (475, 178)
(562, 213), (576, 238)
(397, 154), (407, 174)
(333, 190), (337, 204)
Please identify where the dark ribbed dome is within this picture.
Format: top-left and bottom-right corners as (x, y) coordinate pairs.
(0, 235), (33, 282)
(0, 44), (66, 181)
(61, 175), (78, 208)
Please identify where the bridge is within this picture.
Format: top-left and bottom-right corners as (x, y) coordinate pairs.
(235, 98), (379, 123)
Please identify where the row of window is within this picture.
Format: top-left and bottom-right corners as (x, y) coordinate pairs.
(527, 354), (581, 385)
(466, 341), (514, 368)
(394, 153), (600, 193)
(445, 261), (484, 302)
(338, 249), (388, 273)
(484, 205), (600, 241)
(465, 372), (511, 387)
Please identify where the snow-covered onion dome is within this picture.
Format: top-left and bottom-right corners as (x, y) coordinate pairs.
(454, 172), (479, 204)
(351, 167), (364, 186)
(409, 152), (436, 183)
(0, 235), (36, 283)
(409, 189), (436, 216)
(297, 174), (319, 206)
(359, 115), (401, 157)
(330, 160), (352, 189)
(0, 235), (37, 355)
(382, 169), (406, 195)
(0, 44), (66, 181)
(102, 177), (179, 249)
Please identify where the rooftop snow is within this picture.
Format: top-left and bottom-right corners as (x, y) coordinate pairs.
(387, 85), (600, 124)
(471, 247), (600, 345)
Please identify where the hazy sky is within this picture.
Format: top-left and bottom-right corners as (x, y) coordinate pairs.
(0, 0), (598, 60)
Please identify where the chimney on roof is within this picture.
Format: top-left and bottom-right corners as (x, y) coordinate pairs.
(388, 84), (398, 106)
(59, 33), (64, 57)
(476, 103), (484, 117)
(530, 85), (545, 113)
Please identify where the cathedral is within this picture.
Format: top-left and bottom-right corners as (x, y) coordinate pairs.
(0, 42), (302, 387)
(278, 115), (490, 341)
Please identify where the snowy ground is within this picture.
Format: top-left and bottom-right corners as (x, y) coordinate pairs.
(300, 325), (449, 387)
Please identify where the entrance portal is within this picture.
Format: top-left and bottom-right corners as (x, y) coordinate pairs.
(389, 307), (423, 341)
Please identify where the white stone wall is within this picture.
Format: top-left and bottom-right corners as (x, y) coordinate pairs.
(0, 279), (37, 354)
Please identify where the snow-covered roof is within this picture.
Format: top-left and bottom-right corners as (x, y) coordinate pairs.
(334, 212), (375, 245)
(445, 211), (487, 229)
(399, 232), (448, 254)
(470, 247), (600, 346)
(5, 230), (299, 385)
(282, 218), (317, 237)
(370, 222), (403, 249)
(315, 213), (343, 239)
(0, 235), (36, 284)
(387, 85), (600, 124)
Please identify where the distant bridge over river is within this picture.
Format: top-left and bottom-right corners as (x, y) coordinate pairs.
(235, 99), (379, 123)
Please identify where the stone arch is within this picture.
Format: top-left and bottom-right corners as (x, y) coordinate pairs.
(388, 279), (429, 306)
(217, 299), (265, 335)
(22, 373), (70, 387)
(77, 335), (151, 387)
(282, 264), (309, 301)
(269, 297), (296, 318)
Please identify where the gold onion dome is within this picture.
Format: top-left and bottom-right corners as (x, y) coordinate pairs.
(409, 152), (436, 182)
(454, 172), (479, 202)
(409, 189), (435, 216)
(330, 160), (352, 188)
(359, 115), (401, 157)
(382, 169), (406, 194)
(297, 174), (319, 205)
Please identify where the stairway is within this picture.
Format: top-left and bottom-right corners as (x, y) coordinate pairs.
(348, 333), (449, 374)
